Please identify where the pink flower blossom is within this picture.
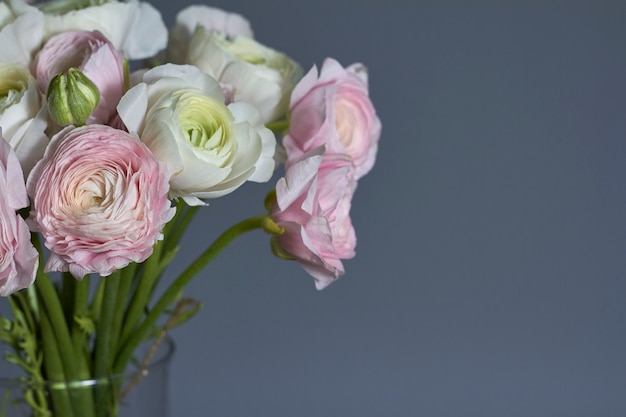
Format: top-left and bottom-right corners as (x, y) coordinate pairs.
(0, 133), (38, 296)
(26, 125), (175, 279)
(270, 148), (357, 290)
(32, 30), (125, 125)
(283, 58), (381, 179)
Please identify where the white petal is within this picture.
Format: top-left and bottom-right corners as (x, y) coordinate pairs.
(123, 1), (167, 59)
(117, 83), (149, 134)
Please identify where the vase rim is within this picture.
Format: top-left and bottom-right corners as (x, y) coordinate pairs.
(0, 336), (175, 388)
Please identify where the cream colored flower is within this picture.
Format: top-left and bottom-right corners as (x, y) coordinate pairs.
(118, 64), (276, 206)
(187, 28), (302, 123)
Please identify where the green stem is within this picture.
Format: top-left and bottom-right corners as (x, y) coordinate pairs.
(266, 119), (289, 133)
(93, 271), (121, 417)
(113, 214), (267, 374)
(117, 242), (164, 350)
(61, 273), (76, 325)
(117, 202), (197, 350)
(109, 264), (136, 357)
(36, 274), (96, 417)
(39, 307), (74, 417)
(35, 275), (78, 379)
(163, 204), (199, 254)
(91, 277), (106, 320)
(71, 276), (90, 361)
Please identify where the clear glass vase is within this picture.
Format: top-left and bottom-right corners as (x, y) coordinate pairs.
(0, 338), (174, 417)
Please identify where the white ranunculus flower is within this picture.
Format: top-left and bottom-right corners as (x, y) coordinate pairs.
(0, 0), (38, 29)
(0, 64), (48, 176)
(0, 6), (43, 66)
(186, 28), (302, 123)
(42, 0), (167, 60)
(168, 4), (253, 65)
(117, 64), (276, 206)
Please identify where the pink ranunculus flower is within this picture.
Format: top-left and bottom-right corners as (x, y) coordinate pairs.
(26, 124), (175, 279)
(0, 133), (38, 296)
(283, 58), (381, 180)
(32, 30), (125, 125)
(270, 147), (357, 290)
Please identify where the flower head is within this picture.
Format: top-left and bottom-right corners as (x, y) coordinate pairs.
(270, 148), (357, 290)
(168, 4), (253, 64)
(186, 28), (302, 123)
(27, 124), (175, 278)
(118, 64), (276, 206)
(284, 58), (381, 179)
(41, 0), (167, 60)
(0, 132), (38, 296)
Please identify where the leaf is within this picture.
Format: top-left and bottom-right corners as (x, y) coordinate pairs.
(74, 315), (96, 335)
(0, 317), (13, 344)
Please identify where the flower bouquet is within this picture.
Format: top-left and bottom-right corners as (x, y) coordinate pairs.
(0, 0), (381, 415)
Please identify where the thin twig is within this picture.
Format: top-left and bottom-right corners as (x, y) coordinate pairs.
(119, 298), (199, 400)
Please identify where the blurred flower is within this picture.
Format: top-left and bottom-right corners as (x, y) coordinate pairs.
(0, 133), (38, 296)
(0, 2), (43, 65)
(41, 0), (167, 60)
(270, 148), (357, 290)
(284, 58), (381, 179)
(26, 124), (175, 278)
(117, 64), (276, 206)
(168, 4), (252, 64)
(0, 0), (39, 31)
(186, 28), (302, 122)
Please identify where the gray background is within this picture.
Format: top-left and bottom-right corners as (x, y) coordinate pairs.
(158, 1), (626, 416)
(4, 1), (626, 416)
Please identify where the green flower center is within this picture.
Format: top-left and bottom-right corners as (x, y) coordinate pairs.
(0, 65), (29, 112)
(173, 90), (235, 167)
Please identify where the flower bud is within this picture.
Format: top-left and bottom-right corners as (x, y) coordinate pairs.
(47, 68), (100, 127)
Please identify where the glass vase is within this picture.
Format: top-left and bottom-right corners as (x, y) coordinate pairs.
(0, 337), (174, 417)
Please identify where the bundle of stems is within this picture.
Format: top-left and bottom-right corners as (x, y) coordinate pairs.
(1, 200), (275, 417)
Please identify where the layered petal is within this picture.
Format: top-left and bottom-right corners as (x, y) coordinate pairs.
(284, 58), (381, 179)
(168, 5), (252, 64)
(27, 124), (175, 278)
(270, 148), (357, 289)
(0, 133), (38, 296)
(33, 30), (125, 125)
(42, 0), (167, 60)
(186, 28), (302, 123)
(117, 64), (276, 205)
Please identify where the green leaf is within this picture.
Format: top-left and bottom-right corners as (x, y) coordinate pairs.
(0, 317), (13, 344)
(74, 315), (96, 335)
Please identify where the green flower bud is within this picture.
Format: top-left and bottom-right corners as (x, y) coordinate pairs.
(47, 68), (100, 127)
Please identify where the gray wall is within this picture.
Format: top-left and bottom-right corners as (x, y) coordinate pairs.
(5, 1), (626, 416)
(157, 1), (626, 416)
